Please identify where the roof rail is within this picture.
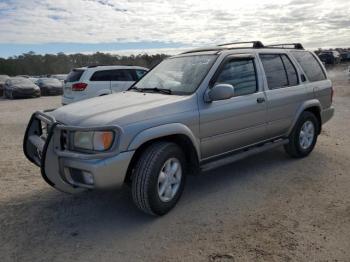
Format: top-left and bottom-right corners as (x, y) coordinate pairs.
(265, 43), (304, 50)
(180, 41), (265, 54)
(217, 41), (265, 48)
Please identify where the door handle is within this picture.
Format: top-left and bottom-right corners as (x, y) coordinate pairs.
(257, 97), (265, 103)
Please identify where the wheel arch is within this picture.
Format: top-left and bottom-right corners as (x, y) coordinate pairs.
(124, 124), (200, 184)
(288, 100), (322, 135)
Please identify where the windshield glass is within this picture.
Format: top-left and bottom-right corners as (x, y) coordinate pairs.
(8, 78), (34, 86)
(134, 55), (217, 95)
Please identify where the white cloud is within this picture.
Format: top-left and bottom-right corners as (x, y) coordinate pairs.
(0, 0), (349, 48)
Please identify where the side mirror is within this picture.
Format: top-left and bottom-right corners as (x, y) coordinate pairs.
(205, 83), (234, 102)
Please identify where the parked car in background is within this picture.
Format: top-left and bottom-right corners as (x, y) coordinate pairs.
(24, 41), (334, 215)
(37, 78), (63, 96)
(51, 74), (67, 83)
(0, 75), (10, 97)
(29, 77), (39, 84)
(62, 65), (148, 105)
(4, 77), (40, 99)
(340, 51), (350, 62)
(318, 51), (341, 64)
(16, 75), (30, 78)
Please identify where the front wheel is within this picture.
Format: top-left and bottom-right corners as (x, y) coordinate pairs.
(284, 111), (319, 158)
(131, 142), (186, 216)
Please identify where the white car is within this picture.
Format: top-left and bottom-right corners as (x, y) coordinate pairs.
(62, 65), (148, 105)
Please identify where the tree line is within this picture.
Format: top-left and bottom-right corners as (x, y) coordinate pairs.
(0, 52), (169, 76)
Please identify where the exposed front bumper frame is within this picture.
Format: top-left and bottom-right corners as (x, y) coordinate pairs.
(23, 111), (133, 193)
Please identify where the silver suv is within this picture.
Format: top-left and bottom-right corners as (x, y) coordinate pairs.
(24, 41), (334, 216)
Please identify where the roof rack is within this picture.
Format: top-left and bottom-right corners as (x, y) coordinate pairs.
(181, 41), (265, 54)
(217, 41), (265, 48)
(180, 41), (305, 54)
(264, 43), (304, 50)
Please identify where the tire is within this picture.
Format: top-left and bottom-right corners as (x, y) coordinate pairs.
(131, 142), (186, 216)
(284, 111), (319, 158)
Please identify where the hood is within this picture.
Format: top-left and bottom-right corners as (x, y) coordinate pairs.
(12, 84), (39, 90)
(50, 91), (197, 127)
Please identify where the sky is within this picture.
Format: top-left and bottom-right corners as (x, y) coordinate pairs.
(0, 0), (349, 57)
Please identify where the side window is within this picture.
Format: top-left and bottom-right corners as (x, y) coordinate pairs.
(290, 51), (326, 82)
(260, 54), (288, 89)
(90, 70), (112, 81)
(135, 69), (147, 80)
(281, 55), (299, 86)
(111, 70), (134, 81)
(214, 59), (257, 97)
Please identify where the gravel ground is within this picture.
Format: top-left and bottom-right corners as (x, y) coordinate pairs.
(0, 64), (349, 262)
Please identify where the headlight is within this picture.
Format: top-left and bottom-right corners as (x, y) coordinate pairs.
(73, 131), (115, 152)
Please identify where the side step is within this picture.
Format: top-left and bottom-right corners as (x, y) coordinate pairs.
(200, 139), (289, 172)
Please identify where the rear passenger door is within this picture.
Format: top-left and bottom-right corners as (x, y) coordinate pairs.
(259, 53), (304, 138)
(110, 69), (134, 92)
(89, 70), (112, 97)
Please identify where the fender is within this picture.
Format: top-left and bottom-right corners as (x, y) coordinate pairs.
(127, 123), (201, 159)
(287, 99), (321, 135)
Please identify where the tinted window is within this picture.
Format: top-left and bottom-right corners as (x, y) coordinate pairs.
(90, 70), (113, 81)
(135, 69), (147, 80)
(110, 70), (134, 81)
(66, 69), (84, 82)
(281, 55), (298, 86)
(260, 54), (288, 89)
(215, 59), (257, 97)
(291, 51), (326, 82)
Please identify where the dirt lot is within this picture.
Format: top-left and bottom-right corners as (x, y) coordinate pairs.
(0, 64), (349, 262)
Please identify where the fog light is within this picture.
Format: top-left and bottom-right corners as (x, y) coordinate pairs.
(82, 171), (94, 185)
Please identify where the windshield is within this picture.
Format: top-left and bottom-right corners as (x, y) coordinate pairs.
(134, 55), (217, 95)
(8, 78), (34, 86)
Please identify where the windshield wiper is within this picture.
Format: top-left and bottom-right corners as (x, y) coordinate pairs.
(137, 87), (172, 94)
(128, 86), (142, 92)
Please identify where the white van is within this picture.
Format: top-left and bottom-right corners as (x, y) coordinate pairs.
(62, 65), (148, 105)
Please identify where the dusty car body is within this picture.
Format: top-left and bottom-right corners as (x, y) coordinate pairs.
(37, 78), (63, 96)
(5, 77), (40, 99)
(0, 75), (10, 97)
(24, 41), (334, 215)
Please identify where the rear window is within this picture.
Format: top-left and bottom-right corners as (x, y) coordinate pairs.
(90, 70), (113, 81)
(260, 54), (288, 89)
(291, 51), (326, 82)
(66, 69), (84, 82)
(90, 69), (135, 82)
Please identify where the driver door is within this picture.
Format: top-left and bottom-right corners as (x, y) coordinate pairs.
(199, 55), (268, 159)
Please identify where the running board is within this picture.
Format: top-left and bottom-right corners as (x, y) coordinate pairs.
(200, 139), (289, 172)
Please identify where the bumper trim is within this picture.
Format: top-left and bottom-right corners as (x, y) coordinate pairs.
(321, 106), (334, 125)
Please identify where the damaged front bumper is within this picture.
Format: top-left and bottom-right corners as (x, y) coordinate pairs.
(23, 111), (134, 194)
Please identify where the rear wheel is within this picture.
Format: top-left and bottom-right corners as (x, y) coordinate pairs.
(131, 142), (186, 216)
(284, 111), (319, 158)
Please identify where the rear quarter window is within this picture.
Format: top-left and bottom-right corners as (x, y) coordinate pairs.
(291, 51), (326, 82)
(66, 69), (85, 82)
